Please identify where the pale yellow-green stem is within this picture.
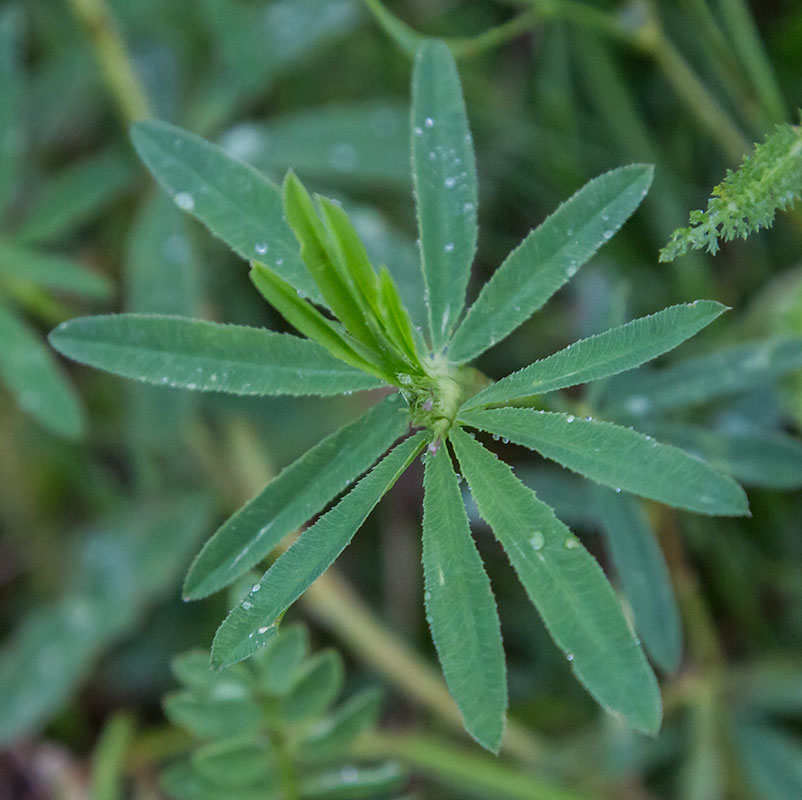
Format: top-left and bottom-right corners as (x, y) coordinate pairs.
(65, 0), (152, 125)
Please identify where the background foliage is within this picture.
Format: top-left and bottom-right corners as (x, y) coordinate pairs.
(1, 1), (801, 798)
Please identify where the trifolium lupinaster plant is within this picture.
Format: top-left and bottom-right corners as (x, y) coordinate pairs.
(49, 40), (749, 752)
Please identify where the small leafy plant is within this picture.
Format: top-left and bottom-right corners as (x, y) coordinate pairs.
(162, 622), (404, 800)
(661, 116), (802, 260)
(50, 40), (750, 752)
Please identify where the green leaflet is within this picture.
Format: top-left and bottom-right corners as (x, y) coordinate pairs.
(0, 301), (84, 438)
(448, 165), (654, 364)
(280, 649), (344, 722)
(185, 396), (409, 599)
(0, 6), (22, 217)
(249, 262), (390, 380)
(592, 486), (682, 673)
(130, 120), (322, 303)
(161, 760), (276, 800)
(210, 432), (426, 669)
(297, 687), (383, 763)
(449, 426), (661, 735)
(641, 420), (802, 490)
(422, 445), (507, 753)
(163, 692), (262, 741)
(607, 336), (802, 415)
(0, 237), (112, 299)
(462, 301), (727, 410)
(459, 407), (749, 516)
(16, 148), (136, 245)
(411, 39), (478, 350)
(732, 722), (802, 800)
(220, 104), (410, 186)
(192, 737), (276, 789)
(48, 313), (383, 397)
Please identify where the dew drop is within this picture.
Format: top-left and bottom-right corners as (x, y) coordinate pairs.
(615, 487), (622, 493)
(444, 242), (455, 252)
(444, 176), (457, 188)
(413, 126), (423, 136)
(603, 229), (614, 240)
(174, 192), (195, 211)
(257, 625), (271, 634)
(242, 600), (253, 610)
(254, 242), (268, 255)
(566, 653), (574, 662)
(530, 531), (545, 551)
(251, 583), (261, 592)
(566, 414), (575, 423)
(563, 536), (580, 549)
(424, 117), (435, 128)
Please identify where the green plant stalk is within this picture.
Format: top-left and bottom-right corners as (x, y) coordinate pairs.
(716, 0), (786, 124)
(265, 697), (301, 800)
(350, 732), (600, 800)
(65, 0), (151, 124)
(90, 713), (136, 800)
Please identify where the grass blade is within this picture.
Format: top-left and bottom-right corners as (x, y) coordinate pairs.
(49, 313), (383, 397)
(450, 426), (661, 734)
(449, 165), (653, 364)
(184, 395), (410, 599)
(422, 445), (507, 752)
(210, 432), (426, 669)
(462, 301), (727, 410)
(460, 407), (749, 516)
(411, 39), (478, 350)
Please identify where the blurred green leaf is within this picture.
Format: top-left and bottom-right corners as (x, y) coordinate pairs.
(411, 39), (478, 350)
(298, 687), (384, 763)
(130, 120), (322, 302)
(0, 5), (23, 218)
(281, 649), (344, 722)
(210, 432), (426, 669)
(450, 426), (662, 735)
(607, 337), (802, 415)
(0, 237), (112, 299)
(463, 301), (727, 410)
(0, 300), (85, 438)
(299, 762), (406, 799)
(16, 149), (136, 244)
(90, 713), (136, 800)
(732, 722), (802, 800)
(254, 623), (310, 696)
(161, 759), (275, 800)
(163, 691), (261, 740)
(221, 105), (410, 186)
(449, 165), (653, 364)
(459, 408), (749, 516)
(191, 736), (277, 789)
(184, 396), (409, 599)
(592, 486), (682, 673)
(422, 444), (506, 753)
(0, 496), (211, 744)
(48, 313), (384, 396)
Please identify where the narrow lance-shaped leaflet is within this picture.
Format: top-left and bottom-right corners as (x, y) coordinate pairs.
(211, 432), (426, 670)
(449, 426), (662, 735)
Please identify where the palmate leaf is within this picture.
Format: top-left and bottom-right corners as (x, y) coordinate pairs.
(459, 407), (748, 516)
(592, 486), (682, 673)
(211, 432), (426, 670)
(449, 427), (661, 734)
(607, 336), (802, 416)
(0, 301), (84, 438)
(411, 39), (478, 350)
(448, 165), (654, 364)
(48, 314), (383, 397)
(462, 301), (727, 410)
(422, 445), (507, 753)
(184, 395), (410, 599)
(130, 119), (322, 303)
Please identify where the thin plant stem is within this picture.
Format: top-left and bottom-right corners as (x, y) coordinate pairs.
(64, 0), (152, 125)
(351, 732), (602, 800)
